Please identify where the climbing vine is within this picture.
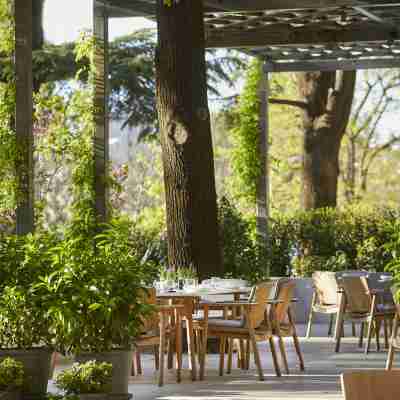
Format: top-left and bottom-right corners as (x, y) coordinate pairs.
(229, 59), (263, 204)
(0, 0), (16, 227)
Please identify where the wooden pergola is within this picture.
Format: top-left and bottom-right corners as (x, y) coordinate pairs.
(13, 0), (400, 233)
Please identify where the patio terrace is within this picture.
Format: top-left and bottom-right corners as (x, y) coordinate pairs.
(52, 323), (395, 400)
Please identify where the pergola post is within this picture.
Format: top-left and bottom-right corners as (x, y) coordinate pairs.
(15, 0), (34, 235)
(256, 64), (270, 247)
(93, 3), (109, 223)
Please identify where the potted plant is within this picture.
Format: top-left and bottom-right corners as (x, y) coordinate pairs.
(41, 217), (156, 400)
(0, 232), (57, 400)
(0, 357), (24, 400)
(54, 361), (112, 400)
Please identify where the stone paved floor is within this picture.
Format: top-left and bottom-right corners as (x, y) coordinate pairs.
(53, 323), (395, 400)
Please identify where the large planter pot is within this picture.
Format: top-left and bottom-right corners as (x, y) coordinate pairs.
(0, 348), (52, 400)
(76, 350), (132, 400)
(291, 277), (314, 324)
(79, 394), (109, 400)
(0, 391), (21, 400)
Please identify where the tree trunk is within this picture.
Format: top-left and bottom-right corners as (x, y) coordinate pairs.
(32, 0), (44, 91)
(155, 0), (222, 279)
(298, 71), (356, 209)
(344, 136), (356, 202)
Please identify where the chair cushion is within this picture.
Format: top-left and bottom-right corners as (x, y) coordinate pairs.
(196, 318), (245, 329)
(313, 304), (339, 313)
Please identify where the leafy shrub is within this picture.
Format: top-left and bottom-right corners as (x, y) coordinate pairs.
(55, 361), (112, 395)
(0, 231), (58, 348)
(218, 197), (269, 283)
(39, 216), (157, 354)
(0, 358), (24, 391)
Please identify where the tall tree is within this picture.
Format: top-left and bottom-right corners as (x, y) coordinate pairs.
(297, 71), (356, 209)
(156, 0), (222, 279)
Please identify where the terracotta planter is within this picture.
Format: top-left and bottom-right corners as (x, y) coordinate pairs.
(0, 348), (52, 400)
(75, 350), (132, 400)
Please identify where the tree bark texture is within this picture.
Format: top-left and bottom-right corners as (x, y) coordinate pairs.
(156, 0), (222, 279)
(297, 71), (356, 209)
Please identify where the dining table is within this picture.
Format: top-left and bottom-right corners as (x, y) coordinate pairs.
(156, 285), (252, 380)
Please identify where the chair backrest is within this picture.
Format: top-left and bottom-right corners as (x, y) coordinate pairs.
(247, 281), (276, 329)
(274, 279), (296, 325)
(312, 271), (338, 306)
(139, 287), (158, 333)
(366, 272), (395, 306)
(341, 370), (400, 400)
(340, 276), (370, 314)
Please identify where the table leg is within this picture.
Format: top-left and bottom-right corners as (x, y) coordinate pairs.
(159, 312), (166, 387)
(175, 309), (182, 383)
(186, 315), (197, 381)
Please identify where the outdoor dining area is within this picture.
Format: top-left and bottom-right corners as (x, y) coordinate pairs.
(127, 270), (400, 397)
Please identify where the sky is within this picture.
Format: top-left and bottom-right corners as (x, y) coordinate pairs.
(43, 0), (155, 44)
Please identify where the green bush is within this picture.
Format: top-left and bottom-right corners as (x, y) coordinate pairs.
(0, 358), (24, 391)
(55, 361), (112, 395)
(39, 216), (158, 354)
(0, 231), (58, 348)
(218, 197), (269, 283)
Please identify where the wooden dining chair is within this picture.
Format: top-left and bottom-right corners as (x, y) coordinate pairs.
(341, 370), (400, 400)
(386, 305), (400, 370)
(194, 282), (281, 381)
(307, 271), (340, 338)
(133, 288), (184, 386)
(270, 278), (305, 374)
(335, 276), (395, 353)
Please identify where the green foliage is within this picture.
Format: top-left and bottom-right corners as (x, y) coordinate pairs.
(229, 59), (263, 203)
(218, 197), (269, 283)
(38, 217), (157, 354)
(0, 0), (16, 223)
(55, 361), (112, 395)
(0, 358), (24, 391)
(0, 231), (58, 349)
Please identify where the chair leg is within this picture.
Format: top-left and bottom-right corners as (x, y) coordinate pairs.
(131, 354), (136, 376)
(239, 339), (246, 369)
(384, 318), (389, 349)
(219, 337), (226, 377)
(199, 326), (208, 381)
(365, 317), (374, 354)
(245, 340), (251, 370)
(278, 336), (289, 374)
(158, 313), (166, 387)
(375, 319), (381, 352)
(186, 317), (197, 381)
(293, 332), (305, 371)
(167, 338), (174, 370)
(154, 346), (160, 370)
(136, 350), (142, 375)
(358, 322), (365, 348)
(269, 337), (281, 377)
(328, 314), (334, 337)
(306, 295), (315, 338)
(249, 332), (264, 381)
(335, 320), (344, 353)
(175, 311), (182, 383)
(386, 313), (399, 370)
(227, 338), (233, 374)
(352, 322), (356, 337)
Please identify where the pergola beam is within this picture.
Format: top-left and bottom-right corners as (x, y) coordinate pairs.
(15, 0), (34, 235)
(93, 4), (109, 223)
(98, 0), (155, 17)
(206, 23), (399, 48)
(264, 58), (400, 72)
(204, 0), (400, 12)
